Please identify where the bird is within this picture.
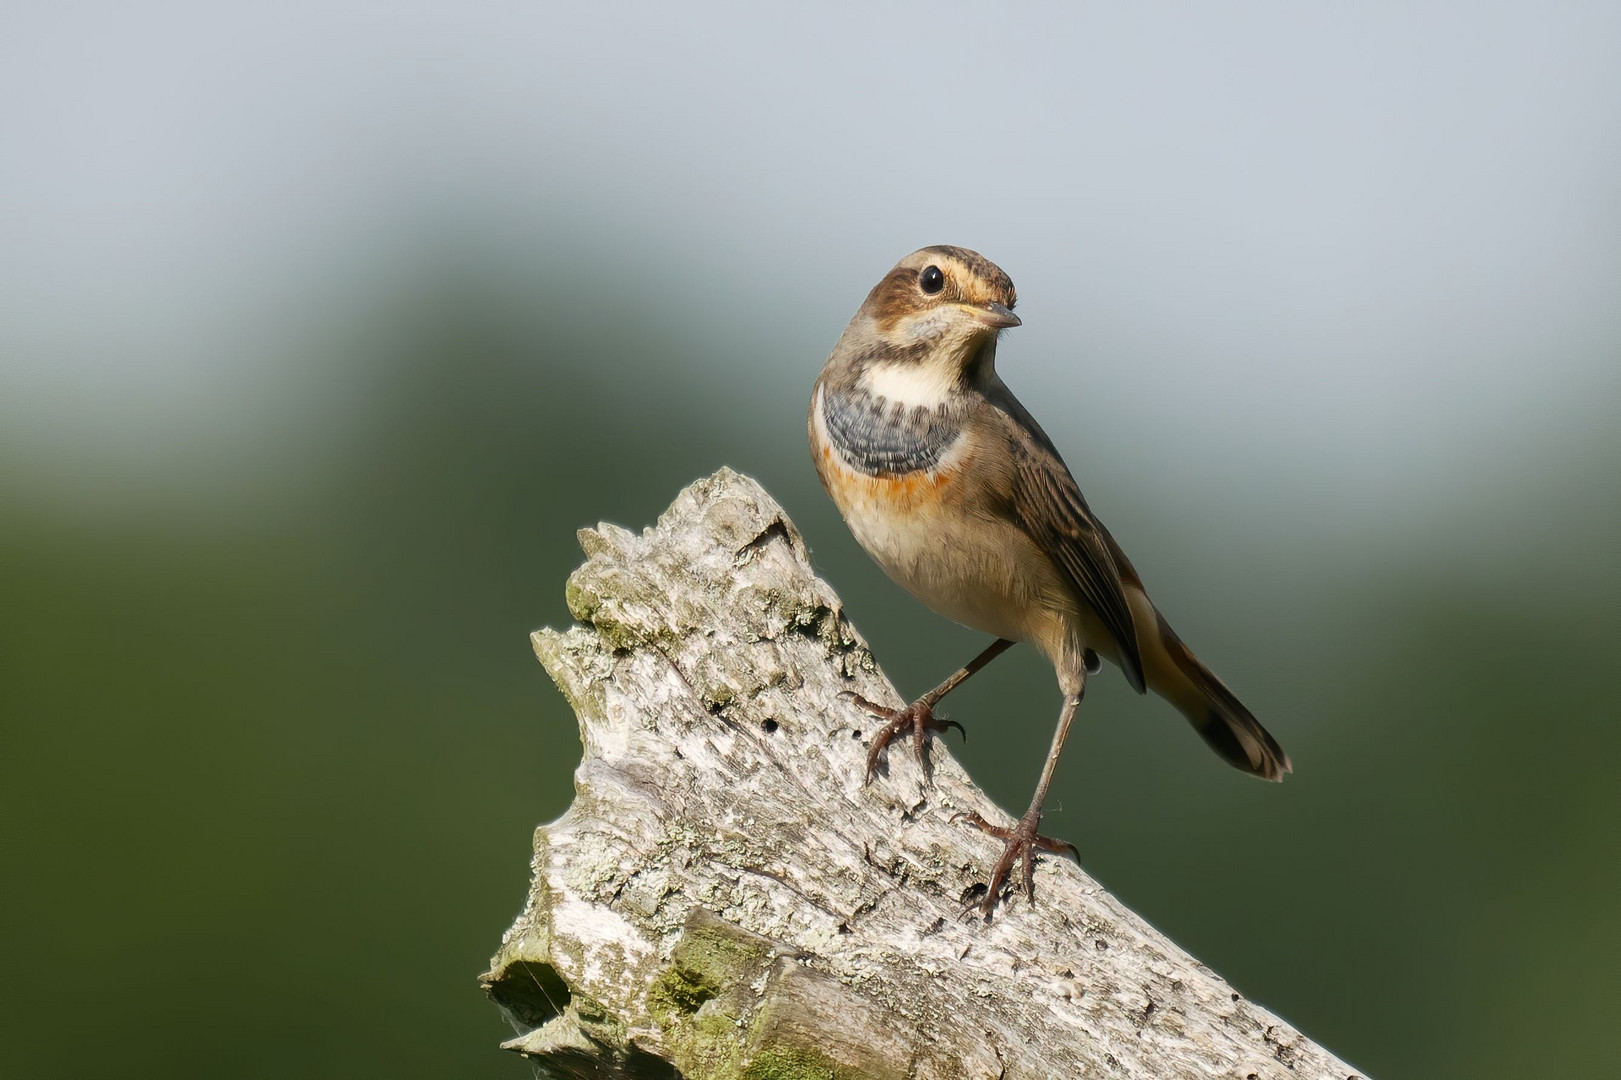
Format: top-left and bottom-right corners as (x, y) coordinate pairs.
(808, 245), (1290, 916)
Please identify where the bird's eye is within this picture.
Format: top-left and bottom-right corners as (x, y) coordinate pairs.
(919, 265), (945, 294)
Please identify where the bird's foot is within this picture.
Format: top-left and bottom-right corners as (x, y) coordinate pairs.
(953, 809), (1080, 917)
(840, 692), (966, 784)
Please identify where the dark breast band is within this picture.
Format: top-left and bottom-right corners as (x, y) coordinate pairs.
(820, 384), (963, 477)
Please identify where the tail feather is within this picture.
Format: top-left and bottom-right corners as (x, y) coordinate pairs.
(1189, 692), (1292, 782)
(1147, 608), (1292, 782)
(1098, 527), (1291, 780)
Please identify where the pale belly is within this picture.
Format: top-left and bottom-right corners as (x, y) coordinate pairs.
(810, 384), (1100, 685)
(819, 449), (1078, 656)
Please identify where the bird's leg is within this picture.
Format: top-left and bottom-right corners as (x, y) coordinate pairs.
(957, 691), (1084, 916)
(843, 638), (1014, 783)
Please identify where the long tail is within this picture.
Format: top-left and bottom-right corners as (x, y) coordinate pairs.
(1145, 606), (1291, 781)
(1099, 531), (1292, 780)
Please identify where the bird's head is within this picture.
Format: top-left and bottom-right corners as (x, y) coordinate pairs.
(831, 246), (1019, 390)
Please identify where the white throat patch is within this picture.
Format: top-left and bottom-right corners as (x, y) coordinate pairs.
(861, 362), (958, 410)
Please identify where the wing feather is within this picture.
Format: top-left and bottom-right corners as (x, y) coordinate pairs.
(985, 389), (1147, 692)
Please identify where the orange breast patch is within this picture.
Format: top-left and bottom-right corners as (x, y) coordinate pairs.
(820, 442), (963, 513)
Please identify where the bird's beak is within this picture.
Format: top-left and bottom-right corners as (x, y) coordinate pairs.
(962, 302), (1021, 329)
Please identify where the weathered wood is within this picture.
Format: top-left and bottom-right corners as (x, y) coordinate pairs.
(483, 468), (1364, 1080)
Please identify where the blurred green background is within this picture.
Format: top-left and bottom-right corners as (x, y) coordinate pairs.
(3, 4), (1616, 1078)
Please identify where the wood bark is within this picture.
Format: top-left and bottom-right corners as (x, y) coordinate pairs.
(482, 468), (1364, 1080)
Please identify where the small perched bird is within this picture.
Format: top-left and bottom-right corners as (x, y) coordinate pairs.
(809, 245), (1290, 916)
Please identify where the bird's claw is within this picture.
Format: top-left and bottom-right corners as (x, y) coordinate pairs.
(953, 809), (1080, 917)
(841, 693), (965, 783)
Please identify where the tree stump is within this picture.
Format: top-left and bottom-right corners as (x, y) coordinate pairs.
(482, 468), (1363, 1080)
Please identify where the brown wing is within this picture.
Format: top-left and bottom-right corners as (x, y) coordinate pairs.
(985, 387), (1147, 693)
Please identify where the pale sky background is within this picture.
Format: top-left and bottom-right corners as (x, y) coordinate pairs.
(3, 2), (1617, 553)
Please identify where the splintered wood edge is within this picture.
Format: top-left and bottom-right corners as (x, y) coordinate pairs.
(482, 467), (1365, 1080)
